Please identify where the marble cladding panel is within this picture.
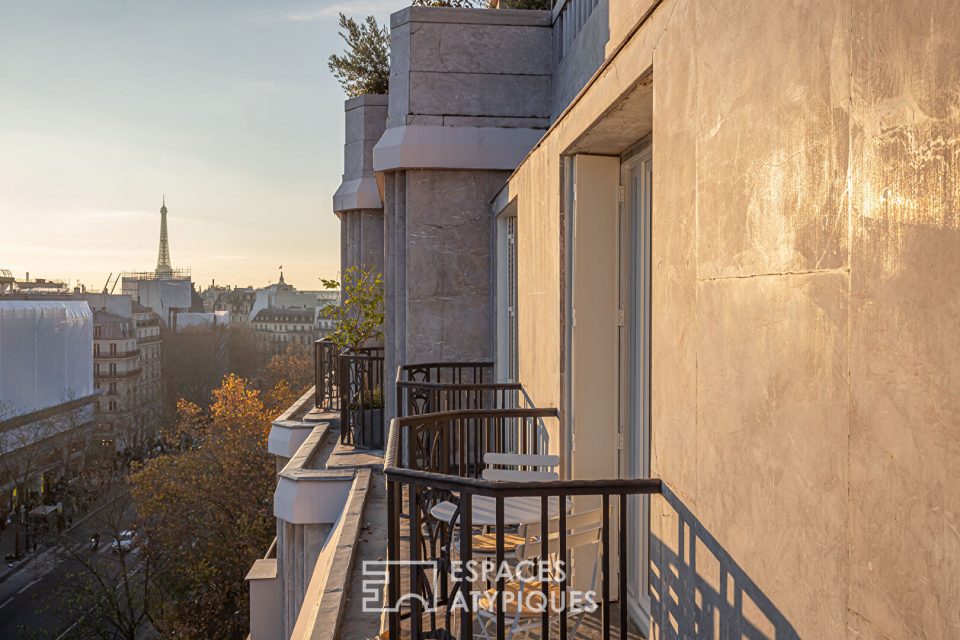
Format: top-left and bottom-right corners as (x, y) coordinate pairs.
(408, 22), (552, 75)
(402, 169), (507, 363)
(848, 1), (960, 638)
(359, 209), (385, 275)
(344, 99), (388, 146)
(695, 272), (850, 639)
(695, 0), (850, 279)
(344, 139), (379, 179)
(387, 64), (411, 130)
(408, 71), (551, 119)
(649, 0), (697, 504)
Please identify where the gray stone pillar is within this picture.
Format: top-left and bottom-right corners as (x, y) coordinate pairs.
(333, 95), (388, 278)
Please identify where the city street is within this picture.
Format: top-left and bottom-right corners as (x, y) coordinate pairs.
(0, 502), (138, 638)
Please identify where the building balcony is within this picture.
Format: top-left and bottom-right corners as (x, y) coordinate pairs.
(251, 386), (385, 640)
(94, 348), (141, 359)
(95, 367), (142, 379)
(382, 363), (662, 640)
(314, 339), (386, 449)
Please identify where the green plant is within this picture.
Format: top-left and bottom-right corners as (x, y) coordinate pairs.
(349, 388), (384, 410)
(412, 0), (486, 6)
(499, 0), (551, 8)
(320, 265), (385, 353)
(327, 14), (390, 97)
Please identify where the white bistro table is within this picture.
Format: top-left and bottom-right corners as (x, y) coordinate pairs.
(430, 495), (563, 527)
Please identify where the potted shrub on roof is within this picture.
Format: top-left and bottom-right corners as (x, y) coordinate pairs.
(321, 265), (385, 448)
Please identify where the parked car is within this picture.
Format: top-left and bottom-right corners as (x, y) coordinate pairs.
(111, 530), (135, 553)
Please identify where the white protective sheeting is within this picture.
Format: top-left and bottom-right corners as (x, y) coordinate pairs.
(0, 301), (94, 417)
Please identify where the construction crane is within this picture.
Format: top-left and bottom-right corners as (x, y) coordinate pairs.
(102, 272), (112, 294)
(110, 273), (119, 294)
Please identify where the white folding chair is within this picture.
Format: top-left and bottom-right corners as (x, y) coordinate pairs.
(475, 508), (604, 640)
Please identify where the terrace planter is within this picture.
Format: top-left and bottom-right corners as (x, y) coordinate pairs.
(338, 348), (386, 450)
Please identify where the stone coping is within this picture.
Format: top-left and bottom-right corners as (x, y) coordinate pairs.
(345, 94), (388, 111)
(290, 469), (373, 640)
(391, 5), (551, 30)
(373, 124), (545, 172)
(333, 176), (383, 213)
(268, 387), (330, 459)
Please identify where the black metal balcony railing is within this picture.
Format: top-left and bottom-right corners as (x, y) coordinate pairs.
(315, 339), (341, 410)
(339, 347), (385, 449)
(314, 339), (387, 448)
(397, 362), (523, 417)
(94, 348), (141, 359)
(385, 405), (662, 640)
(95, 367), (142, 379)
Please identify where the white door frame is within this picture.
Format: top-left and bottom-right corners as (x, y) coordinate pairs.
(618, 145), (653, 631)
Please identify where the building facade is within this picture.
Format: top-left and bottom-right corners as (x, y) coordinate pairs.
(252, 3), (960, 640)
(84, 295), (163, 452)
(252, 308), (320, 354)
(92, 311), (142, 452)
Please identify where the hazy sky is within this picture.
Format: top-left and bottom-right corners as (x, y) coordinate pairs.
(0, 0), (408, 292)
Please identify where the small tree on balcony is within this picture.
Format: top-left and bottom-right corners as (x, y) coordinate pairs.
(411, 0), (552, 8)
(327, 14), (390, 97)
(320, 265), (384, 354)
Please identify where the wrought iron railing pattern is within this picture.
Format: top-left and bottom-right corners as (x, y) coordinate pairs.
(385, 404), (662, 640)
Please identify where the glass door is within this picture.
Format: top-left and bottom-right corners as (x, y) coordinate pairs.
(619, 146), (652, 628)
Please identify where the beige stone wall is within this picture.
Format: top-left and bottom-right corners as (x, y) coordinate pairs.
(510, 0), (960, 637)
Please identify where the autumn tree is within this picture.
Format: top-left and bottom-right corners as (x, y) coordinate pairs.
(129, 375), (276, 639)
(257, 344), (315, 414)
(327, 14), (390, 97)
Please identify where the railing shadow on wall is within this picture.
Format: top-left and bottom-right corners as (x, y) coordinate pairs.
(650, 484), (800, 640)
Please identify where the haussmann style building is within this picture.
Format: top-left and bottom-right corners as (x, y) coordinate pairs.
(248, 2), (960, 640)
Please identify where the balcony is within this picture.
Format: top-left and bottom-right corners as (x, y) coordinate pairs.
(94, 348), (141, 359)
(95, 367), (142, 379)
(382, 366), (662, 640)
(314, 339), (386, 449)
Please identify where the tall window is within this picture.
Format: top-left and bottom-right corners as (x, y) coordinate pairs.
(497, 206), (520, 383)
(506, 216), (519, 382)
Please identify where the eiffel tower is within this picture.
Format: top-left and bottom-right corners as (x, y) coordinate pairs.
(155, 196), (173, 278)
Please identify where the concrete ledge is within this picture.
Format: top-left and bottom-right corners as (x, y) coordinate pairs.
(391, 6), (551, 29)
(274, 425), (356, 524)
(333, 176), (383, 212)
(345, 94), (389, 110)
(373, 124), (544, 172)
(268, 387), (322, 458)
(289, 469), (373, 640)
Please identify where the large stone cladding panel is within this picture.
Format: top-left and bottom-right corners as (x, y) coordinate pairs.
(695, 272), (850, 640)
(848, 1), (960, 638)
(408, 21), (551, 75)
(403, 169), (507, 363)
(408, 72), (551, 120)
(344, 95), (388, 145)
(389, 7), (551, 126)
(649, 0), (697, 507)
(695, 0), (850, 279)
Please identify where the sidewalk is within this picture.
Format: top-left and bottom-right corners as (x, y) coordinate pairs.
(0, 501), (108, 585)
